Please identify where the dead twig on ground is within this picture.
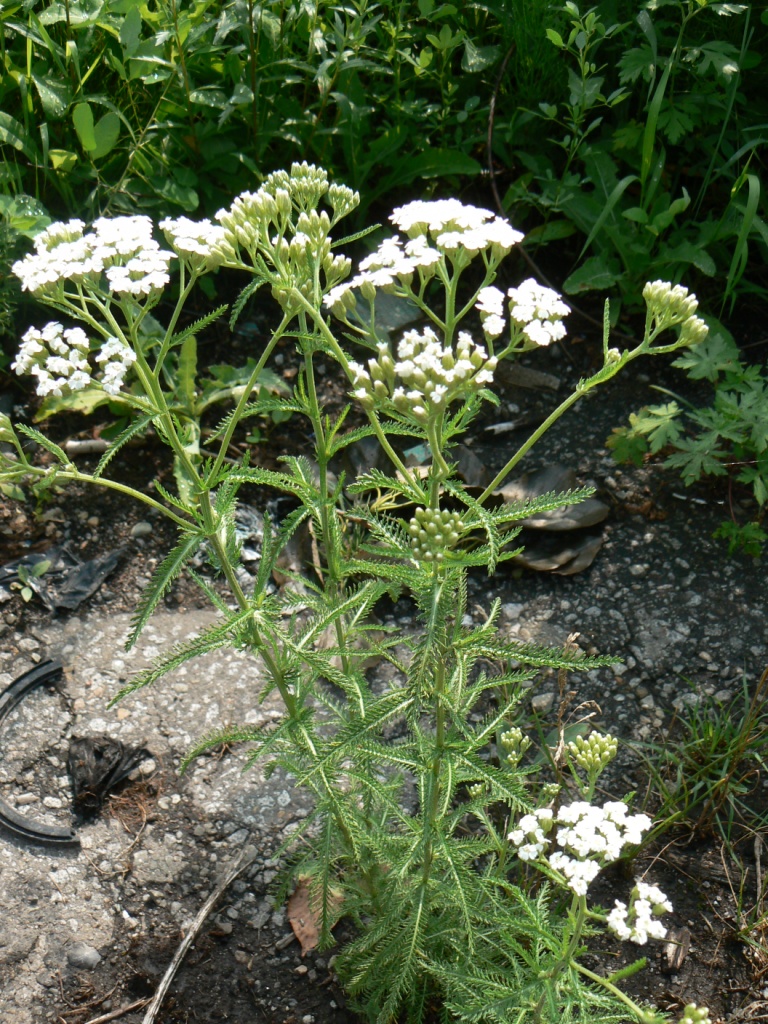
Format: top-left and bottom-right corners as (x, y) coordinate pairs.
(82, 998), (150, 1024)
(141, 842), (258, 1024)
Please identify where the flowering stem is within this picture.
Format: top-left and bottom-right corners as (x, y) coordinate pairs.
(206, 311), (292, 485)
(50, 467), (195, 530)
(290, 289), (417, 486)
(573, 962), (663, 1024)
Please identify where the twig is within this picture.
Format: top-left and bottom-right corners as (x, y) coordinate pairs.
(83, 997), (150, 1024)
(141, 843), (258, 1024)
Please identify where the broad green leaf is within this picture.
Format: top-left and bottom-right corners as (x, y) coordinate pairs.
(641, 60), (671, 193)
(461, 39), (499, 73)
(178, 336), (198, 408)
(31, 73), (70, 119)
(523, 220), (576, 244)
(149, 175), (198, 211)
(563, 255), (623, 294)
(545, 28), (564, 48)
(119, 4), (142, 56)
(92, 111), (120, 159)
(49, 149), (78, 172)
(73, 101), (97, 152)
(374, 149), (482, 196)
(0, 113), (40, 161)
(36, 386), (115, 421)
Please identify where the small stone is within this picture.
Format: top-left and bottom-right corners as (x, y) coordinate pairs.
(131, 521), (153, 538)
(629, 564), (648, 577)
(531, 692), (555, 714)
(15, 793), (39, 806)
(501, 603), (524, 621)
(87, 516), (99, 528)
(302, 1015), (315, 1024)
(295, 965), (308, 975)
(42, 796), (63, 809)
(67, 942), (101, 970)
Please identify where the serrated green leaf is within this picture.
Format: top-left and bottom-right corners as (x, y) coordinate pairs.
(126, 530), (204, 649)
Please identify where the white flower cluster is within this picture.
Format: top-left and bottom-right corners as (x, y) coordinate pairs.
(348, 326), (497, 422)
(508, 800), (653, 896)
(95, 337), (137, 395)
(159, 216), (234, 272)
(507, 808), (553, 862)
(324, 199), (523, 319)
(642, 280), (708, 346)
(606, 881), (673, 945)
(11, 322), (135, 398)
(12, 323), (91, 397)
(13, 216), (174, 297)
(507, 278), (571, 347)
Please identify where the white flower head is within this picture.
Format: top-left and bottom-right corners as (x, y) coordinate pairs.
(12, 322), (96, 397)
(508, 278), (570, 347)
(159, 216), (232, 271)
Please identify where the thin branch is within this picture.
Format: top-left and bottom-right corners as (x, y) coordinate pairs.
(141, 843), (258, 1024)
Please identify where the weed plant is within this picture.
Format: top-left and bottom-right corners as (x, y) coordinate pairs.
(639, 665), (768, 847)
(1, 164), (713, 1024)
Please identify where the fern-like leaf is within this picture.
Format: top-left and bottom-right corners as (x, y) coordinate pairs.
(93, 413), (155, 478)
(15, 424), (70, 465)
(124, 530), (205, 650)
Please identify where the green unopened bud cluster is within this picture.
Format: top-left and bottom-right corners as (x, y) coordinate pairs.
(349, 326), (496, 424)
(567, 732), (618, 774)
(408, 506), (464, 562)
(215, 162), (358, 307)
(500, 726), (532, 768)
(642, 280), (708, 346)
(679, 1005), (711, 1024)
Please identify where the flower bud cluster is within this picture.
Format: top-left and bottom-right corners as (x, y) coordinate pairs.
(606, 881), (673, 945)
(159, 216), (235, 272)
(567, 732), (618, 775)
(678, 1005), (711, 1024)
(642, 280), (708, 345)
(215, 163), (358, 306)
(507, 278), (571, 347)
(408, 507), (464, 562)
(508, 800), (653, 896)
(349, 327), (496, 423)
(13, 216), (174, 298)
(11, 322), (135, 398)
(499, 726), (532, 769)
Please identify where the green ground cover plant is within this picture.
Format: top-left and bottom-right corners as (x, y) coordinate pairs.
(502, 1), (767, 314)
(0, 163), (713, 1023)
(607, 325), (768, 555)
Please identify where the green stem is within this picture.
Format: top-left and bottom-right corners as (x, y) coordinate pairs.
(48, 466), (194, 529)
(290, 289), (417, 486)
(573, 962), (662, 1024)
(207, 311), (292, 484)
(476, 387), (587, 504)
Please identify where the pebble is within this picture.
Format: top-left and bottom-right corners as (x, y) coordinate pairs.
(67, 942), (102, 970)
(531, 692), (555, 714)
(42, 796), (63, 809)
(15, 793), (39, 806)
(130, 521), (153, 538)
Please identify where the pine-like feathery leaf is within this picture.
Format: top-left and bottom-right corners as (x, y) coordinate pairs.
(230, 277), (268, 329)
(125, 529), (204, 649)
(93, 413), (156, 478)
(112, 604), (257, 703)
(179, 723), (266, 772)
(16, 424), (70, 465)
(169, 304), (228, 347)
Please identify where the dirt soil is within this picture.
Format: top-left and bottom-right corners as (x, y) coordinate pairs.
(1, 316), (767, 1024)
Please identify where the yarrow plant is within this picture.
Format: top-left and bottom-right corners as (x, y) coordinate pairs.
(1, 164), (710, 1024)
